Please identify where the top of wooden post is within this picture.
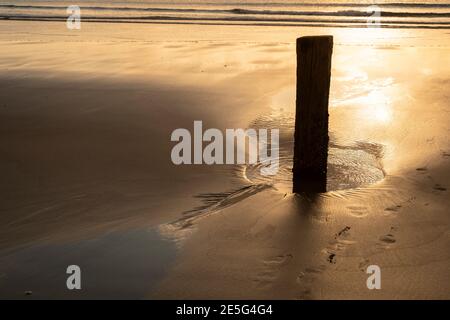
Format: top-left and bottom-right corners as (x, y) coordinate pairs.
(296, 35), (333, 53)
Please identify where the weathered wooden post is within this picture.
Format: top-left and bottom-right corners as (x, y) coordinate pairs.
(293, 36), (333, 193)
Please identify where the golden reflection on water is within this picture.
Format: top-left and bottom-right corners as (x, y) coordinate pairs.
(332, 26), (404, 46)
(359, 89), (393, 124)
(242, 32), (402, 192)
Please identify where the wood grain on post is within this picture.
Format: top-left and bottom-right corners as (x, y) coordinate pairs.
(293, 36), (333, 193)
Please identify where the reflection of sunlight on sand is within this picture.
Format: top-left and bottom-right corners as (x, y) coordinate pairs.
(355, 89), (393, 124)
(333, 74), (395, 125)
(333, 27), (403, 46)
(336, 69), (368, 82)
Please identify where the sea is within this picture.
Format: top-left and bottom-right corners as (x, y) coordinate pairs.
(0, 0), (449, 29)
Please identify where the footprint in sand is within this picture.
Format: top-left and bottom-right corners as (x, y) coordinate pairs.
(322, 242), (348, 264)
(262, 254), (293, 267)
(253, 254), (293, 289)
(253, 270), (277, 288)
(327, 253), (337, 264)
(416, 167), (427, 174)
(296, 265), (326, 300)
(358, 258), (371, 272)
(322, 226), (356, 265)
(384, 196), (416, 216)
(296, 266), (325, 285)
(335, 226), (351, 238)
(433, 184), (447, 192)
(373, 226), (397, 250)
(346, 206), (368, 218)
(379, 233), (396, 244)
(384, 204), (402, 215)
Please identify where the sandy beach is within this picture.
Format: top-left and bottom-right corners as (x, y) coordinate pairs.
(0, 18), (449, 299)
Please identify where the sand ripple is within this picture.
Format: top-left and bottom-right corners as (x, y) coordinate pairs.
(242, 112), (385, 192)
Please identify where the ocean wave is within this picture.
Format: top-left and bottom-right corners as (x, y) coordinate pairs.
(1, 4), (450, 18)
(1, 2), (449, 29)
(2, 14), (449, 29)
(159, 2), (450, 8)
(228, 8), (450, 18)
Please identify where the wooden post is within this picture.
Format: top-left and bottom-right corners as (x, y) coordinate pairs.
(293, 36), (333, 193)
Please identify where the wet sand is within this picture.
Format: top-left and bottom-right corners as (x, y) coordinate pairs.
(0, 21), (449, 299)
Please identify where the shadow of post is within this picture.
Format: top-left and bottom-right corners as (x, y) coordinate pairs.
(292, 191), (323, 218)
